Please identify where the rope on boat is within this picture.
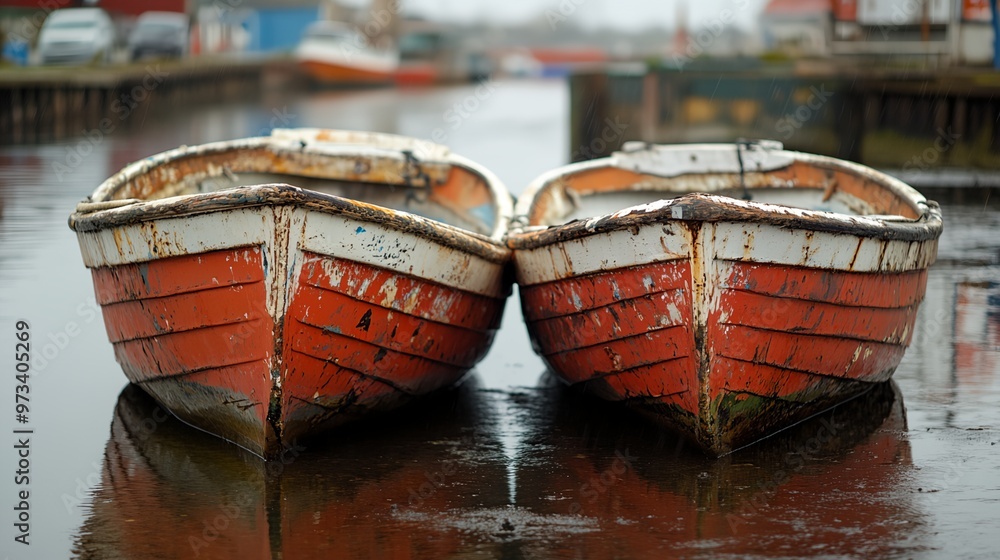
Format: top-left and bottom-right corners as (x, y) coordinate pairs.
(401, 149), (431, 205)
(75, 198), (144, 213)
(735, 139), (784, 201)
(735, 141), (751, 201)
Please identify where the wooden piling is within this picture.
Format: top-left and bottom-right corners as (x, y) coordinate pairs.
(0, 57), (284, 144)
(570, 63), (1000, 170)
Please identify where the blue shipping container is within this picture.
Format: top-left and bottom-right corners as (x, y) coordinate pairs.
(243, 6), (319, 52)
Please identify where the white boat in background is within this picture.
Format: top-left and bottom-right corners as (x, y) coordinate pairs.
(295, 21), (399, 85)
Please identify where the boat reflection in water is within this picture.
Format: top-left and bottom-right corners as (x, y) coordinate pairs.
(72, 379), (511, 560)
(75, 376), (921, 558)
(954, 281), (1000, 385)
(514, 379), (922, 558)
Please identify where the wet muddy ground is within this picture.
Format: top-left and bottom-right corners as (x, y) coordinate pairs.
(1, 80), (998, 559)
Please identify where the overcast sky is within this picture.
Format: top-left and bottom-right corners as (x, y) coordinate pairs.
(343, 0), (771, 31)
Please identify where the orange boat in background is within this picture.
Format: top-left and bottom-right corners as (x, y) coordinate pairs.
(508, 141), (942, 455)
(69, 128), (512, 459)
(295, 22), (399, 85)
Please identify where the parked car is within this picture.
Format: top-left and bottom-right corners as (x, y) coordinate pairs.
(127, 12), (188, 62)
(36, 8), (114, 65)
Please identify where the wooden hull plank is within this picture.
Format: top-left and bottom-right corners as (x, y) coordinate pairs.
(70, 131), (514, 458)
(508, 145), (943, 455)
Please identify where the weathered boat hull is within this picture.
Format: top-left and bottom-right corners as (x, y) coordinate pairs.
(510, 143), (942, 455)
(71, 131), (511, 459)
(294, 22), (398, 86)
(298, 59), (396, 84)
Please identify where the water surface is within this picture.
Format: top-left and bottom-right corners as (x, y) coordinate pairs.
(0, 80), (997, 559)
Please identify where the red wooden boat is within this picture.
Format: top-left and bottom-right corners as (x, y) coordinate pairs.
(507, 141), (942, 455)
(69, 128), (512, 459)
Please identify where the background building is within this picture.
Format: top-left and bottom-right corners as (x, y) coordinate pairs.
(761, 0), (995, 66)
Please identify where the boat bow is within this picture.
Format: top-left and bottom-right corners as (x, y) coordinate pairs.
(508, 143), (942, 454)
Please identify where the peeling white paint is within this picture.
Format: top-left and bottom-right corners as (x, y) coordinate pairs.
(379, 276), (399, 307)
(303, 212), (506, 297)
(515, 222), (688, 285)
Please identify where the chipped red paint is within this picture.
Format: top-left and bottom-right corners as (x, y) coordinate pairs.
(519, 251), (928, 454)
(70, 129), (513, 459)
(520, 260), (691, 320)
(716, 289), (920, 345)
(93, 247), (275, 453)
(723, 261), (928, 308)
(299, 256), (504, 331)
(520, 261), (701, 418)
(509, 143), (943, 455)
(529, 289), (689, 354)
(522, 252), (926, 453)
(88, 245), (507, 458)
(279, 254), (504, 444)
(714, 325), (908, 382)
(704, 262), (925, 415)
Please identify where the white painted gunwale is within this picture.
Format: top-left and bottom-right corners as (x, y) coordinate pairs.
(513, 222), (688, 286)
(515, 217), (938, 285)
(71, 128), (513, 298)
(510, 144), (942, 285)
(76, 206), (507, 298)
(301, 211), (506, 297)
(76, 129), (513, 243)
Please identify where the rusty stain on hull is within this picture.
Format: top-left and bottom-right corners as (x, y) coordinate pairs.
(509, 142), (943, 455)
(69, 129), (513, 460)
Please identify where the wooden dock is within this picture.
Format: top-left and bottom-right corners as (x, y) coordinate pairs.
(0, 56), (300, 144)
(570, 61), (1000, 172)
